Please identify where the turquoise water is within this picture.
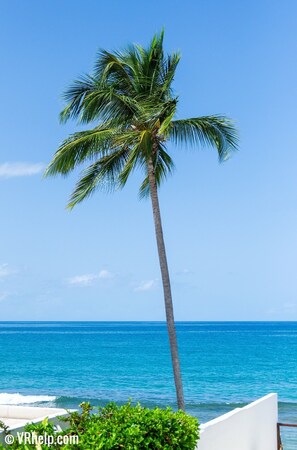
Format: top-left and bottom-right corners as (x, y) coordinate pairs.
(0, 322), (296, 448)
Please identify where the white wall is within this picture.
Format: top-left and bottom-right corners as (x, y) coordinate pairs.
(197, 393), (278, 450)
(0, 405), (69, 420)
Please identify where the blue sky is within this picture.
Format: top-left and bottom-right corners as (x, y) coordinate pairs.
(1, 0), (297, 320)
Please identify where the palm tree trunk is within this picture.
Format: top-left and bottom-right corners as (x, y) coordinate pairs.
(147, 158), (185, 411)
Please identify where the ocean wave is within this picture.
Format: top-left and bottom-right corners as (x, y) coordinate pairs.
(0, 393), (56, 405)
(1, 392), (296, 413)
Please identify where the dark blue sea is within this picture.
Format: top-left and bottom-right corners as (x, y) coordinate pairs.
(0, 322), (296, 448)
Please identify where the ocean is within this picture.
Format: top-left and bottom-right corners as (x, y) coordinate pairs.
(0, 321), (296, 448)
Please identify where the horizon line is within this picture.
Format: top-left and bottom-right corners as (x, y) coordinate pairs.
(0, 320), (296, 323)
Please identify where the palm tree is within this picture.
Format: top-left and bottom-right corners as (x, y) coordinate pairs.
(45, 31), (238, 411)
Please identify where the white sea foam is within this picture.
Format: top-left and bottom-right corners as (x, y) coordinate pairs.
(0, 393), (56, 405)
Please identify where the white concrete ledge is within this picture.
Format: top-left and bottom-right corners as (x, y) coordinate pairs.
(197, 393), (278, 450)
(0, 405), (69, 421)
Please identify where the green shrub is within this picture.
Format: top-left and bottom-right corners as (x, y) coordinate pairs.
(0, 401), (199, 450)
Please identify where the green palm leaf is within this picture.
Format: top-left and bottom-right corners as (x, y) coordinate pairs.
(68, 148), (129, 208)
(169, 116), (238, 161)
(45, 125), (116, 175)
(60, 75), (97, 123)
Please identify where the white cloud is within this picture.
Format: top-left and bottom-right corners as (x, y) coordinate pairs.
(0, 264), (17, 279)
(68, 269), (114, 286)
(134, 279), (158, 292)
(0, 162), (45, 178)
(98, 270), (113, 279)
(67, 274), (98, 286)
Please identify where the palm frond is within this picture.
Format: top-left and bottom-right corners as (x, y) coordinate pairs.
(118, 130), (149, 186)
(60, 75), (97, 123)
(170, 116), (238, 161)
(67, 148), (128, 208)
(94, 50), (134, 92)
(45, 125), (116, 176)
(139, 143), (174, 199)
(153, 143), (175, 184)
(147, 31), (165, 95)
(78, 89), (140, 124)
(159, 52), (180, 97)
(139, 175), (150, 198)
